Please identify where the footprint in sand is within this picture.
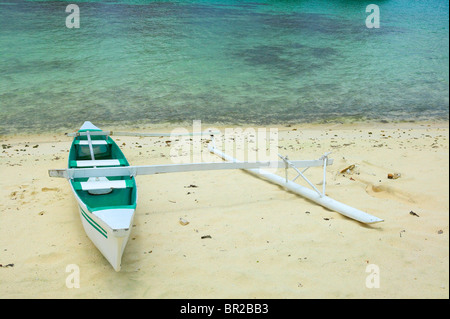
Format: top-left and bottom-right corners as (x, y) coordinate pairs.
(25, 252), (64, 265)
(41, 187), (60, 192)
(40, 187), (66, 204)
(365, 184), (415, 204)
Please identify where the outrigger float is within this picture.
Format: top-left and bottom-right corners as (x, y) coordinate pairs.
(49, 121), (383, 271)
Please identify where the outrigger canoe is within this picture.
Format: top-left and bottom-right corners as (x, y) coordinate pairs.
(68, 121), (137, 271)
(50, 121), (383, 272)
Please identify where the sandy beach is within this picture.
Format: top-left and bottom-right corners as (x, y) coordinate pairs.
(0, 121), (448, 299)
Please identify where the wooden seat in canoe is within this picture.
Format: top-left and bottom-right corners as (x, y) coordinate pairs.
(74, 140), (111, 146)
(70, 159), (127, 167)
(73, 179), (134, 191)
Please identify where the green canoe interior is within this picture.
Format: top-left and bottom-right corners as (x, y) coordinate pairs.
(68, 135), (137, 212)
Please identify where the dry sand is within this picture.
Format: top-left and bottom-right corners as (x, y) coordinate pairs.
(0, 121), (448, 299)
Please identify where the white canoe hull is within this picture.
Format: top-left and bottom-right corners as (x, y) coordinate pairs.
(71, 184), (136, 271)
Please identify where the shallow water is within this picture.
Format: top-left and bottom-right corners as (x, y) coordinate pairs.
(0, 0), (448, 134)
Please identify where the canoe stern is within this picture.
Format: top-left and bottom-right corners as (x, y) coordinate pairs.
(77, 202), (135, 271)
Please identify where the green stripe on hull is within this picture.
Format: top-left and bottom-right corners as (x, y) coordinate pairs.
(80, 206), (108, 238)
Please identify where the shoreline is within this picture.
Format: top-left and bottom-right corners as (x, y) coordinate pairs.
(1, 118), (448, 138)
(1, 120), (448, 298)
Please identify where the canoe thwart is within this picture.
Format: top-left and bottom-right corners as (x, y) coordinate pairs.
(74, 140), (110, 146)
(73, 179), (134, 191)
(70, 159), (126, 167)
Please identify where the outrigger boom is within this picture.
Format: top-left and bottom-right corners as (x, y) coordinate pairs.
(49, 159), (332, 179)
(50, 133), (383, 224)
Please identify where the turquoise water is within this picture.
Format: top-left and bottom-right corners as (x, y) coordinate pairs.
(0, 0), (448, 134)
